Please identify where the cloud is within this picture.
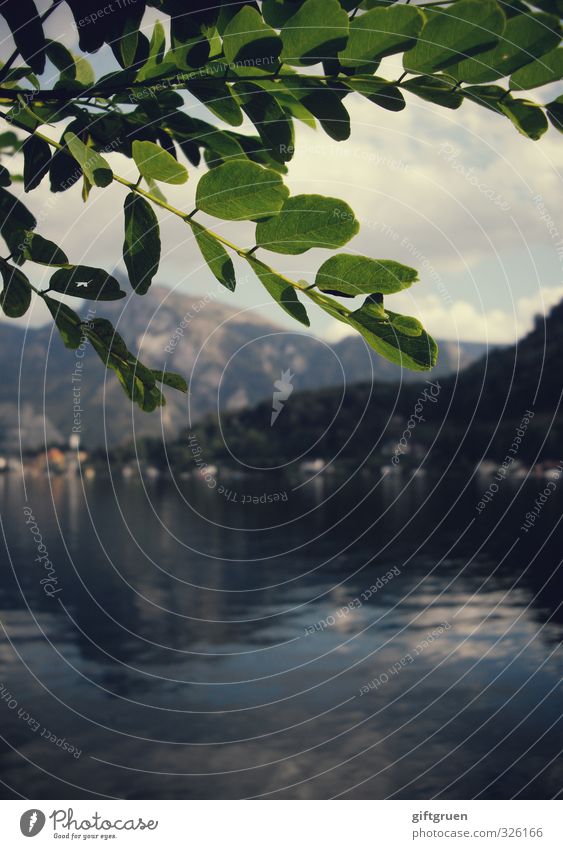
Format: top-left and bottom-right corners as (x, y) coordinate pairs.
(324, 285), (563, 345)
(1, 58), (561, 345)
(286, 91), (562, 278)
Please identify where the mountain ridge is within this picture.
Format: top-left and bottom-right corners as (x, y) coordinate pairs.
(183, 299), (563, 470)
(0, 285), (493, 449)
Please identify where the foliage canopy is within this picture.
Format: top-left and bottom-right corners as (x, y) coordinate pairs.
(0, 0), (561, 410)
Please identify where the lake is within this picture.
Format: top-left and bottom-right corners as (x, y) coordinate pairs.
(0, 469), (561, 799)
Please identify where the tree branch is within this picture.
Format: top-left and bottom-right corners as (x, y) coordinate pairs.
(0, 111), (310, 301)
(0, 69), (385, 104)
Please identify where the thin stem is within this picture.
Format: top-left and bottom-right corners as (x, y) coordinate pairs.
(303, 286), (352, 318)
(27, 279), (43, 297)
(112, 174), (247, 254)
(0, 70), (391, 104)
(83, 102), (118, 114)
(0, 112), (310, 297)
(244, 252), (308, 293)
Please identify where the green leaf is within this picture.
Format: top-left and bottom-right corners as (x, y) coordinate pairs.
(401, 75), (463, 109)
(83, 318), (166, 412)
(73, 55), (95, 87)
(309, 287), (376, 326)
(186, 78), (243, 126)
(451, 12), (560, 84)
(49, 148), (81, 193)
(533, 0), (563, 12)
(49, 266), (126, 300)
(0, 0), (46, 74)
(510, 47), (563, 90)
(132, 140), (188, 184)
(255, 194), (359, 254)
(263, 0), (308, 28)
(222, 6), (282, 74)
(148, 20), (166, 63)
(187, 219), (236, 292)
(166, 18), (211, 71)
(305, 287), (352, 325)
(22, 134), (51, 191)
(196, 160), (289, 221)
(390, 314), (424, 337)
(255, 80), (317, 128)
(462, 83), (507, 112)
(123, 193), (161, 295)
(0, 65), (39, 89)
(96, 67), (137, 90)
(49, 122), (86, 193)
(120, 18), (140, 68)
(201, 130), (247, 166)
(316, 254), (418, 297)
(64, 132), (113, 188)
(348, 299), (438, 370)
(46, 39), (75, 76)
(43, 295), (83, 349)
(165, 111), (247, 167)
(343, 77), (406, 112)
(403, 0), (506, 75)
(0, 65), (36, 85)
(0, 131), (20, 151)
(135, 20), (169, 82)
(144, 176), (168, 203)
(233, 81), (295, 163)
(462, 84), (549, 138)
(0, 187), (36, 261)
(281, 78), (352, 138)
(499, 98), (549, 139)
(0, 165), (10, 187)
(20, 232), (68, 266)
(0, 259), (32, 317)
(339, 5), (424, 70)
(546, 94), (563, 132)
(84, 317), (129, 361)
(152, 370), (188, 392)
(229, 134), (289, 174)
(136, 59), (177, 83)
(281, 0), (349, 66)
(246, 255), (310, 326)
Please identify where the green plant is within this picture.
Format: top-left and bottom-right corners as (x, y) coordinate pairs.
(0, 0), (560, 410)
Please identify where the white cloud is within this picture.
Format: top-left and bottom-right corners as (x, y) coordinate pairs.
(286, 92), (562, 277)
(1, 60), (561, 345)
(323, 285), (563, 345)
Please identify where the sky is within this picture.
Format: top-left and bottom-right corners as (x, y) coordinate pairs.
(1, 3), (562, 346)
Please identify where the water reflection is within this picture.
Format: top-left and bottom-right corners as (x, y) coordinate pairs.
(0, 471), (561, 799)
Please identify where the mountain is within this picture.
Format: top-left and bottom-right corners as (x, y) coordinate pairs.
(0, 285), (490, 449)
(183, 300), (563, 470)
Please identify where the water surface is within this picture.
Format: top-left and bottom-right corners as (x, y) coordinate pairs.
(0, 470), (561, 799)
